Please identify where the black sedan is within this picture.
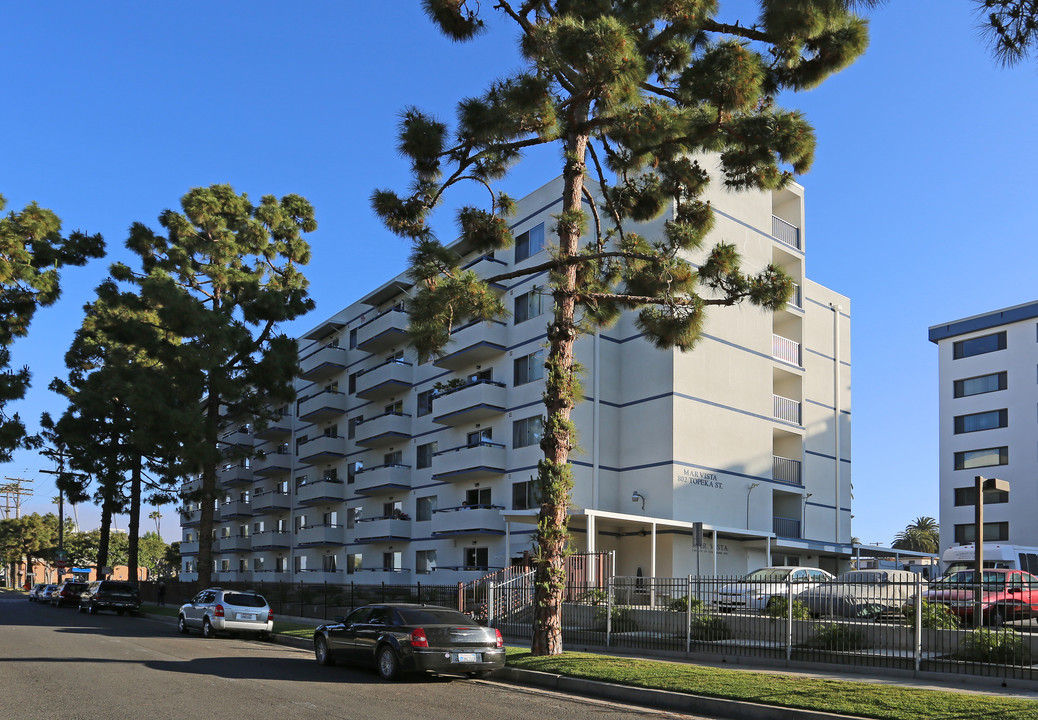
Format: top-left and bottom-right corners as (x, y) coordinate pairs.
(313, 603), (506, 680)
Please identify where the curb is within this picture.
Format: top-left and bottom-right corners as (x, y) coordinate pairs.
(494, 667), (869, 720)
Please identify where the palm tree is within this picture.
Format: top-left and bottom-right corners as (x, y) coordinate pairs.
(149, 510), (161, 537)
(892, 517), (939, 553)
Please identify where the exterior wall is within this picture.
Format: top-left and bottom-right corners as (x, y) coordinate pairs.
(179, 167), (853, 584)
(930, 302), (1038, 553)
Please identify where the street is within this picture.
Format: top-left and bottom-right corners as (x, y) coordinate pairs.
(0, 592), (708, 720)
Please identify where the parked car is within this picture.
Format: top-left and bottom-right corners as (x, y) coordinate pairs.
(919, 569), (1038, 626)
(39, 585), (59, 603)
(28, 583), (47, 602)
(715, 567), (834, 613)
(313, 603), (506, 680)
(796, 569), (925, 619)
(78, 580), (141, 615)
(51, 581), (89, 608)
(177, 588), (273, 639)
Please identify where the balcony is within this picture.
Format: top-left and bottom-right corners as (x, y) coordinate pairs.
(350, 568), (412, 583)
(433, 320), (508, 371)
(299, 343), (349, 382)
(772, 334), (802, 367)
(251, 530), (292, 549)
(430, 505), (506, 537)
(251, 490), (292, 514)
(463, 254), (509, 291)
(219, 427), (252, 452)
(179, 540), (199, 555)
(180, 508), (201, 526)
(355, 358), (413, 400)
(295, 523), (346, 546)
(219, 464), (254, 487)
(432, 380), (506, 426)
(773, 455), (803, 486)
(252, 450), (292, 477)
(354, 411), (411, 448)
(356, 307), (409, 353)
(253, 417), (291, 440)
(214, 570), (253, 583)
(773, 516), (802, 538)
(772, 216), (801, 250)
(432, 441), (506, 482)
(296, 569), (345, 583)
(297, 434), (347, 466)
(353, 463), (411, 496)
(297, 390), (348, 424)
(788, 282), (802, 310)
(295, 478), (347, 505)
(217, 535), (253, 552)
(352, 516), (412, 543)
(772, 394), (802, 425)
(219, 499), (252, 519)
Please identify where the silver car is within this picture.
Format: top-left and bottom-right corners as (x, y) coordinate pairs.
(796, 569), (927, 619)
(177, 588), (273, 639)
(715, 567), (834, 613)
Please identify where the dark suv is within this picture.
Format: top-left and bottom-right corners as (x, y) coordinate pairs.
(78, 580), (141, 615)
(51, 581), (89, 607)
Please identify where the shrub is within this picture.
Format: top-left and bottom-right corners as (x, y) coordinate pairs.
(763, 597), (811, 620)
(804, 623), (869, 651)
(957, 628), (1033, 665)
(902, 600), (960, 630)
(595, 605), (638, 632)
(689, 614), (731, 641)
(667, 595), (704, 613)
(577, 588), (608, 606)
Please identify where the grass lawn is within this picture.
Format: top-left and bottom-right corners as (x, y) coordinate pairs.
(504, 649), (1038, 720)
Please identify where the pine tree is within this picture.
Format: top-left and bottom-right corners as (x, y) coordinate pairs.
(110, 184), (316, 587)
(974, 0), (1038, 65)
(0, 195), (104, 460)
(375, 0), (874, 655)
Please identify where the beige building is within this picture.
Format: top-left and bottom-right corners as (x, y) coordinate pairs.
(180, 164), (853, 584)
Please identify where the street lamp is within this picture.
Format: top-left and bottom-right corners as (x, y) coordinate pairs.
(974, 475), (1009, 628)
(746, 483), (760, 529)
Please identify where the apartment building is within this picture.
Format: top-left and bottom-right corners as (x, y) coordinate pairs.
(180, 163), (853, 585)
(929, 301), (1038, 553)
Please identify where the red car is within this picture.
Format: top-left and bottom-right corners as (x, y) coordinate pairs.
(923, 569), (1038, 626)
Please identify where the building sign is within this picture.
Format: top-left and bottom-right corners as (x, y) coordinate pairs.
(677, 467), (723, 489)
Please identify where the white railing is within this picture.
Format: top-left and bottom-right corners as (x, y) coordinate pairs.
(773, 394), (802, 425)
(773, 455), (803, 485)
(772, 334), (801, 366)
(772, 216), (800, 250)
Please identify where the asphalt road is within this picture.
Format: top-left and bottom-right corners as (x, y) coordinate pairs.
(0, 592), (709, 720)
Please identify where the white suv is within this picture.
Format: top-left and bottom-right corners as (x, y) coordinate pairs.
(177, 588), (273, 639)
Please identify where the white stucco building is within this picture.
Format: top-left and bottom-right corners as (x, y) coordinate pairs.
(929, 302), (1038, 553)
(180, 164), (853, 584)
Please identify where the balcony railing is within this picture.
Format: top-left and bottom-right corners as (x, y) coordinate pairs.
(772, 394), (802, 425)
(433, 320), (508, 370)
(252, 449), (291, 477)
(430, 505), (505, 537)
(772, 215), (801, 250)
(432, 441), (507, 482)
(772, 455), (803, 486)
(297, 390), (347, 424)
(219, 499), (252, 519)
(295, 523), (346, 546)
(251, 490), (292, 513)
(299, 343), (348, 382)
(352, 516), (412, 542)
(432, 379), (507, 426)
(773, 516), (802, 538)
(219, 464), (254, 487)
(354, 411), (411, 448)
(772, 334), (801, 366)
(352, 463), (411, 495)
(297, 434), (347, 466)
(295, 477), (346, 505)
(355, 358), (413, 400)
(356, 307), (409, 353)
(251, 530), (292, 549)
(216, 535), (253, 552)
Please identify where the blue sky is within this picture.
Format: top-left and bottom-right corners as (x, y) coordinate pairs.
(3, 2), (1036, 546)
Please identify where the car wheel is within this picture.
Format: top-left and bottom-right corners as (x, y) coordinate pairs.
(377, 646), (400, 681)
(467, 671), (491, 679)
(314, 636), (334, 666)
(177, 615), (190, 634)
(202, 618), (215, 639)
(986, 606), (1007, 628)
(257, 631), (270, 642)
(89, 604), (98, 615)
(78, 605), (85, 614)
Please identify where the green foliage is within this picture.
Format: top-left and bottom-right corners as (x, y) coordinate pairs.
(804, 623), (869, 651)
(974, 0), (1038, 66)
(689, 614), (731, 641)
(957, 628), (1033, 665)
(902, 600), (960, 630)
(578, 588), (609, 606)
(667, 595), (704, 613)
(891, 516), (939, 553)
(764, 597), (812, 620)
(595, 604), (637, 632)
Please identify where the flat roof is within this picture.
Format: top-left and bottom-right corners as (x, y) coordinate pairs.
(928, 299), (1038, 343)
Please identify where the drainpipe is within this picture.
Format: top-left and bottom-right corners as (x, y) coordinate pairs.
(830, 303), (842, 546)
(591, 330), (601, 585)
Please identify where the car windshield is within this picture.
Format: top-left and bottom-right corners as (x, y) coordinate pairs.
(397, 609), (477, 626)
(937, 571), (1004, 588)
(836, 572), (884, 583)
(224, 593), (266, 607)
(743, 569), (792, 582)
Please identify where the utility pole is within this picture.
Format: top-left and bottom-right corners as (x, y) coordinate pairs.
(1, 478), (33, 587)
(42, 445), (80, 580)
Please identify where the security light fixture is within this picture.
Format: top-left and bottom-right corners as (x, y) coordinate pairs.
(631, 491), (645, 510)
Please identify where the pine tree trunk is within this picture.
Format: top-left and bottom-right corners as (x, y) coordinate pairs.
(531, 129), (588, 656)
(98, 498), (112, 580)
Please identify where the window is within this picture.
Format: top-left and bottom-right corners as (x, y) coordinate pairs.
(417, 442), (437, 469)
(253, 557), (265, 571)
(294, 555), (307, 572)
(384, 399), (403, 415)
(954, 522), (1009, 544)
(322, 510), (338, 526)
(954, 446), (1008, 470)
(220, 559), (230, 572)
(384, 449), (402, 466)
(239, 559), (247, 572)
(347, 460), (362, 484)
(417, 390), (434, 417)
(276, 480), (289, 494)
(322, 467), (339, 482)
(295, 514), (308, 533)
(349, 328), (358, 349)
(294, 435), (307, 453)
(954, 409), (1008, 434)
(324, 423), (338, 437)
(347, 507), (362, 528)
(322, 555), (337, 572)
(383, 500), (403, 518)
(465, 487), (491, 507)
(416, 549), (437, 575)
(514, 222), (545, 262)
(295, 474), (308, 490)
(512, 480), (539, 510)
(513, 415), (544, 448)
(416, 496), (437, 522)
(954, 486), (1009, 506)
(275, 557), (287, 572)
(348, 416), (360, 439)
(954, 371), (1007, 398)
(465, 547), (489, 571)
(346, 553), (362, 574)
(383, 551), (403, 571)
(514, 350), (545, 386)
(467, 428), (493, 446)
(514, 287), (543, 324)
(953, 331), (1006, 359)
(348, 372), (359, 394)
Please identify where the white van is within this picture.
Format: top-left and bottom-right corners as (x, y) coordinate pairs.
(941, 543), (1038, 575)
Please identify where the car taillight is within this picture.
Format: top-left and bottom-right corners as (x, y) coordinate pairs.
(267, 608), (273, 622)
(494, 628), (503, 649)
(214, 604), (225, 618)
(410, 627), (429, 648)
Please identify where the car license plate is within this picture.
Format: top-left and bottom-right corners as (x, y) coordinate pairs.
(453, 653), (480, 663)
(237, 613), (256, 621)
